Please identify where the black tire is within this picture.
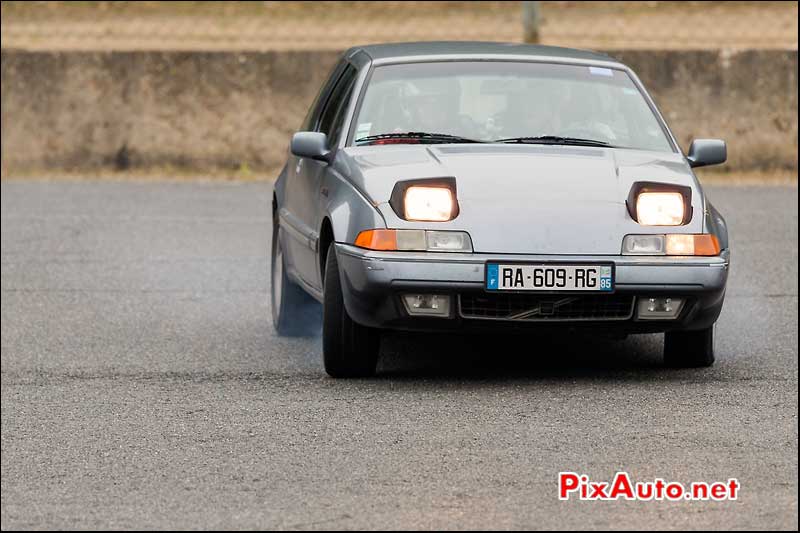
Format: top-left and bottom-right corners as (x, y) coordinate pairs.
(663, 326), (715, 368)
(322, 245), (380, 378)
(271, 218), (322, 337)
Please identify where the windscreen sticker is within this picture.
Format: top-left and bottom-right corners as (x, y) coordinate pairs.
(589, 67), (614, 77)
(622, 87), (638, 95)
(355, 122), (372, 139)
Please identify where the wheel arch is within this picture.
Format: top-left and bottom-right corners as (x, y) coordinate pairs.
(275, 161), (381, 296)
(705, 201), (729, 251)
(318, 168), (387, 281)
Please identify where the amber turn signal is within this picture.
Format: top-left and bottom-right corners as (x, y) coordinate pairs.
(623, 234), (721, 256)
(665, 234), (720, 256)
(354, 229), (473, 252)
(354, 229), (398, 251)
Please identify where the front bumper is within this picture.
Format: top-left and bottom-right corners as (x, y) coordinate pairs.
(335, 243), (729, 334)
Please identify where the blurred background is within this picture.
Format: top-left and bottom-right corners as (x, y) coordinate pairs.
(2, 1), (797, 50)
(1, 1), (797, 178)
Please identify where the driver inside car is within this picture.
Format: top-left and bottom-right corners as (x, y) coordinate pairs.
(555, 85), (618, 143)
(406, 80), (460, 135)
(493, 83), (561, 139)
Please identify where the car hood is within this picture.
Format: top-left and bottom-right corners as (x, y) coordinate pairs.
(339, 144), (703, 254)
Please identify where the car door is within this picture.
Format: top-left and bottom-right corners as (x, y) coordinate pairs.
(285, 63), (358, 290)
(282, 60), (345, 289)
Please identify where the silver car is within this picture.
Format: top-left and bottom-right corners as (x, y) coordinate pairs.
(271, 42), (729, 377)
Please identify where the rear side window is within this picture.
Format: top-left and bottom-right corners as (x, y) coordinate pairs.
(327, 75), (358, 146)
(299, 60), (345, 131)
(317, 65), (357, 139)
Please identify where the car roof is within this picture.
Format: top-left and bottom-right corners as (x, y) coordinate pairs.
(348, 41), (619, 66)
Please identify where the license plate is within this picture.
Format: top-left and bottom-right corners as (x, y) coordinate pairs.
(486, 263), (613, 292)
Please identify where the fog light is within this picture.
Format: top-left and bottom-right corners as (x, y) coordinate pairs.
(637, 297), (684, 320)
(622, 234), (666, 255)
(402, 294), (451, 317)
(426, 230), (472, 252)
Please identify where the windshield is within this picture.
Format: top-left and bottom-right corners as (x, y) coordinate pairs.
(351, 61), (673, 152)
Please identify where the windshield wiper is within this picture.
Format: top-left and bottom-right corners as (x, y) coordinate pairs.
(494, 135), (613, 147)
(355, 131), (484, 145)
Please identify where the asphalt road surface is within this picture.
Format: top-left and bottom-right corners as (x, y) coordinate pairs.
(1, 180), (797, 530)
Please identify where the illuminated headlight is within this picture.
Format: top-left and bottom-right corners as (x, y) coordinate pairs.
(404, 186), (456, 221)
(636, 191), (685, 226)
(355, 229), (473, 252)
(665, 234), (720, 256)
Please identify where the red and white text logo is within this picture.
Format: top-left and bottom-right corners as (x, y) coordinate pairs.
(558, 472), (740, 501)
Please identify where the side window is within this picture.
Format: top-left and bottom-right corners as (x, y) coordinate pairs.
(300, 60), (346, 131)
(317, 65), (357, 140)
(327, 75), (358, 147)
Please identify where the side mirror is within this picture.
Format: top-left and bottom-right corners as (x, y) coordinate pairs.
(687, 139), (726, 168)
(290, 132), (330, 163)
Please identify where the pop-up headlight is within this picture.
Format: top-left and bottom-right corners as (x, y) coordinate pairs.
(404, 186), (455, 222)
(389, 178), (459, 222)
(636, 191), (685, 226)
(627, 182), (692, 226)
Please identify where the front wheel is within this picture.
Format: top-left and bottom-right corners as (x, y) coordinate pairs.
(322, 245), (380, 378)
(663, 326), (715, 368)
(271, 219), (321, 337)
